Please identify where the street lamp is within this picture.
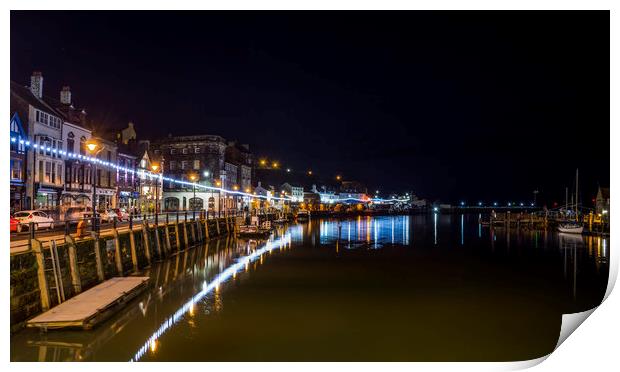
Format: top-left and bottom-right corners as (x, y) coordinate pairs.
(85, 139), (104, 232)
(189, 173), (198, 220)
(336, 175), (342, 181)
(151, 162), (160, 225)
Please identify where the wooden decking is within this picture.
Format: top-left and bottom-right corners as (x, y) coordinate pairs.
(27, 276), (149, 330)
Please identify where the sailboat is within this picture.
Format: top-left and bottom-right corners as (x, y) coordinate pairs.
(558, 169), (584, 234)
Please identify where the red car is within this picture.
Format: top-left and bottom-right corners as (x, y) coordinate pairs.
(10, 216), (20, 233)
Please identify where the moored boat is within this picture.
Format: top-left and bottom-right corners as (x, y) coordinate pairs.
(237, 224), (272, 239)
(558, 223), (584, 234)
(296, 210), (310, 221)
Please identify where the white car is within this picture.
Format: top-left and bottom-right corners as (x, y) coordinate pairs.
(13, 210), (55, 230)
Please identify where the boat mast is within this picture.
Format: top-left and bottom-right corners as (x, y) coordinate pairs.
(565, 187), (568, 219)
(575, 168), (579, 222)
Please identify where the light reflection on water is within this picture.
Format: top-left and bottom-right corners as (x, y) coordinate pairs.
(10, 215), (609, 362)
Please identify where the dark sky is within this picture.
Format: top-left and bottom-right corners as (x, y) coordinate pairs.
(11, 11), (609, 205)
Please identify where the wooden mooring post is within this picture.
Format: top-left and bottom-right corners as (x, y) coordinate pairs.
(65, 235), (82, 294)
(92, 232), (105, 282)
(31, 239), (51, 312)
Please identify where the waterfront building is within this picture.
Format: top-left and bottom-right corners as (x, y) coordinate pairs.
(595, 186), (610, 217)
(91, 135), (118, 210)
(281, 182), (304, 203)
(9, 113), (28, 213)
(149, 135), (253, 215)
(45, 85), (96, 216)
(11, 74), (66, 211)
(116, 146), (139, 211)
(136, 143), (163, 214)
(60, 118), (93, 214)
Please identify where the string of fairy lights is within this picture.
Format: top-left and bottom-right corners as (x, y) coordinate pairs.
(10, 136), (410, 204)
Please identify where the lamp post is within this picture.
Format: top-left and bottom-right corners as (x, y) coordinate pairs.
(151, 163), (160, 226)
(189, 173), (198, 220)
(85, 140), (103, 232)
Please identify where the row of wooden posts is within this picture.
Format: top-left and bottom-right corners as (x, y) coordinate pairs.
(30, 216), (240, 313)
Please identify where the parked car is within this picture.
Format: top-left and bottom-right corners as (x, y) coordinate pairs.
(13, 210), (55, 230)
(10, 216), (20, 232)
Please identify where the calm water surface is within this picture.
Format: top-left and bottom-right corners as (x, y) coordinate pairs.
(10, 215), (609, 361)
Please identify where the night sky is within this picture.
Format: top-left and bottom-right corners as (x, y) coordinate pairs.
(10, 11), (609, 205)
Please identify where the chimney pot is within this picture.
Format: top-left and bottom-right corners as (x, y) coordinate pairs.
(60, 86), (71, 105)
(30, 71), (43, 99)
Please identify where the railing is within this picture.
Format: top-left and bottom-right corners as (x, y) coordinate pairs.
(10, 208), (281, 253)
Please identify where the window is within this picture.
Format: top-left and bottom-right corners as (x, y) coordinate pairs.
(10, 159), (22, 180)
(208, 197), (215, 210)
(189, 197), (203, 211)
(80, 136), (87, 155)
(194, 147), (200, 154)
(67, 132), (75, 153)
(169, 161), (176, 170)
(182, 148), (189, 154)
(44, 162), (51, 183)
(164, 197), (180, 211)
(52, 162), (57, 183)
(57, 164), (62, 184)
(36, 110), (61, 129)
(170, 148), (177, 155)
(107, 151), (112, 162)
(193, 160), (200, 170)
(181, 160), (188, 170)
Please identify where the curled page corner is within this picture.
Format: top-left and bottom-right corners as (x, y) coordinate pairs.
(554, 307), (597, 351)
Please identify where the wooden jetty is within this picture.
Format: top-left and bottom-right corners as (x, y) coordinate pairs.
(27, 277), (149, 331)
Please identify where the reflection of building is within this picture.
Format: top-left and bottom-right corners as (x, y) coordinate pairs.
(9, 113), (28, 213)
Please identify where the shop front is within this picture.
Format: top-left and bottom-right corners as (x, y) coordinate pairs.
(95, 188), (116, 211)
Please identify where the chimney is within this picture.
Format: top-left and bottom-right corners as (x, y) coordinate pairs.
(60, 86), (71, 105)
(30, 71), (43, 98)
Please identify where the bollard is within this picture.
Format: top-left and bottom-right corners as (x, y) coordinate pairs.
(76, 219), (87, 239)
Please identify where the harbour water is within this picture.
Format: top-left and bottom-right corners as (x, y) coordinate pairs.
(10, 214), (609, 361)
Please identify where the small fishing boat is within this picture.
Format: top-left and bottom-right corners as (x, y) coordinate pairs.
(237, 224), (271, 239)
(296, 210), (310, 221)
(558, 223), (584, 234)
